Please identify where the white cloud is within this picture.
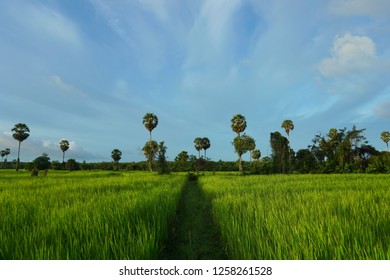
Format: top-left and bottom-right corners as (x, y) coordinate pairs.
(318, 33), (378, 77)
(329, 0), (390, 18)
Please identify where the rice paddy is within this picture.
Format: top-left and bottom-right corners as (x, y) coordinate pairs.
(1, 171), (389, 260)
(200, 174), (390, 259)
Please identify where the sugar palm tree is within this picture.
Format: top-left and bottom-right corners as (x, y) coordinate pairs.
(202, 137), (211, 158)
(381, 131), (390, 151)
(143, 113), (158, 141)
(281, 119), (294, 144)
(194, 137), (203, 159)
(59, 139), (70, 164)
(0, 150), (5, 162)
(231, 114), (247, 136)
(12, 123), (30, 171)
(111, 149), (122, 171)
(4, 148), (10, 162)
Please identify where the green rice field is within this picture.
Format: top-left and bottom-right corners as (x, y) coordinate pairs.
(200, 174), (390, 259)
(0, 170), (389, 260)
(0, 170), (185, 259)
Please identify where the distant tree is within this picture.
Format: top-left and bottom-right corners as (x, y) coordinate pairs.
(281, 119), (294, 143)
(142, 140), (158, 171)
(270, 131), (289, 173)
(59, 139), (70, 165)
(233, 134), (254, 172)
(174, 151), (190, 171)
(252, 149), (261, 161)
(246, 135), (256, 162)
(143, 113), (158, 171)
(4, 148), (10, 162)
(231, 114), (247, 136)
(380, 131), (390, 151)
(33, 153), (51, 170)
(0, 150), (5, 162)
(295, 149), (317, 174)
(12, 123), (30, 171)
(282, 119), (294, 164)
(157, 141), (169, 174)
(111, 149), (122, 171)
(202, 137), (211, 159)
(66, 159), (79, 171)
(194, 137), (203, 159)
(231, 114), (247, 170)
(143, 113), (158, 142)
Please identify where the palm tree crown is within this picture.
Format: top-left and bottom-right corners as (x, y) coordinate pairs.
(194, 137), (203, 158)
(231, 114), (247, 136)
(12, 123), (30, 142)
(281, 119), (294, 138)
(59, 139), (70, 163)
(12, 123), (30, 171)
(143, 113), (158, 141)
(380, 131), (390, 151)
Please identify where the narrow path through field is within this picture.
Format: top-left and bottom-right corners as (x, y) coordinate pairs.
(159, 178), (228, 260)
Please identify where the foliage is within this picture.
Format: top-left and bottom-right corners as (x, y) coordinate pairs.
(59, 139), (70, 163)
(65, 159), (80, 171)
(231, 114), (246, 136)
(232, 134), (255, 172)
(202, 137), (211, 158)
(174, 151), (190, 171)
(111, 149), (122, 171)
(143, 113), (158, 140)
(270, 131), (289, 173)
(281, 119), (294, 139)
(157, 141), (170, 174)
(380, 131), (390, 151)
(32, 153), (51, 170)
(142, 140), (158, 172)
(12, 123), (30, 171)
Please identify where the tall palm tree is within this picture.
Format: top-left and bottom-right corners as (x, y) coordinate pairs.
(381, 131), (390, 151)
(202, 137), (211, 158)
(12, 123), (30, 171)
(194, 137), (203, 159)
(281, 119), (294, 144)
(59, 139), (70, 164)
(4, 148), (10, 162)
(111, 149), (122, 171)
(143, 113), (158, 141)
(231, 114), (247, 136)
(0, 150), (5, 162)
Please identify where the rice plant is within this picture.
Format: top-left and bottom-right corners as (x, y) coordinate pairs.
(0, 170), (185, 260)
(200, 174), (390, 260)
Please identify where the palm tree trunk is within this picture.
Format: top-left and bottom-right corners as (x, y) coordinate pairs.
(238, 154), (243, 172)
(16, 141), (21, 171)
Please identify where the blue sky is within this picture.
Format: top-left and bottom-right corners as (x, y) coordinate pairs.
(1, 0), (389, 163)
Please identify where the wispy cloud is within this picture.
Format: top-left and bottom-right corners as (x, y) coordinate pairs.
(48, 75), (88, 97)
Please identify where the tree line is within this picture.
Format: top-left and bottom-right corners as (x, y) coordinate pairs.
(2, 116), (390, 174)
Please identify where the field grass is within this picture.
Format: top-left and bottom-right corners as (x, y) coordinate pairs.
(200, 174), (390, 260)
(1, 170), (389, 260)
(0, 170), (186, 260)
